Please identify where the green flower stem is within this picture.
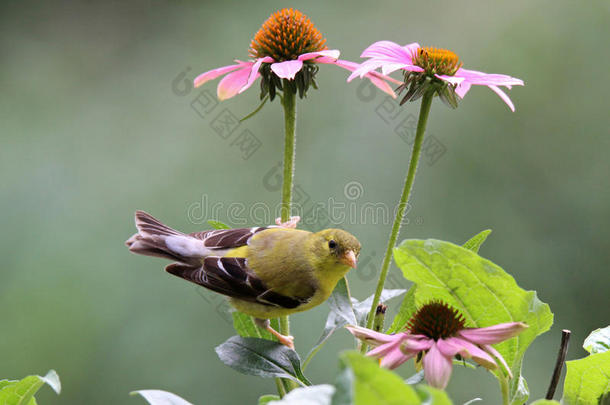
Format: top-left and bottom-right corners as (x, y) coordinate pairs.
(500, 376), (510, 405)
(362, 91), (434, 352)
(280, 80), (297, 223)
(278, 80), (297, 393)
(275, 379), (287, 398)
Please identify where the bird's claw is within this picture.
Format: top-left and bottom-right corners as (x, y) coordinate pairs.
(275, 216), (300, 229)
(278, 334), (295, 350)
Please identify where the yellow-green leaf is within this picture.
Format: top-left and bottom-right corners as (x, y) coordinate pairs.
(563, 351), (610, 405)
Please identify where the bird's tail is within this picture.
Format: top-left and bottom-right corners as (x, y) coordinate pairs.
(125, 210), (200, 265)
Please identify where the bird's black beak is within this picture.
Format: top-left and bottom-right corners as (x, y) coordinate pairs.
(340, 250), (358, 269)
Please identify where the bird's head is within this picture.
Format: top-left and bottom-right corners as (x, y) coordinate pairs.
(314, 229), (361, 269)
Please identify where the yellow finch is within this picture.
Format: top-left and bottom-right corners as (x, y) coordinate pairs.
(125, 211), (361, 348)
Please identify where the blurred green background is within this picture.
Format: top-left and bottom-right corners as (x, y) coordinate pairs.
(1, 0), (609, 404)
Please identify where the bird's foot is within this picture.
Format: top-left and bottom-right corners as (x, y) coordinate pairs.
(275, 216), (300, 229)
(265, 325), (295, 349)
(254, 318), (296, 350)
(276, 333), (295, 350)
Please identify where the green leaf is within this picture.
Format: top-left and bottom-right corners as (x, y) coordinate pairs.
(393, 239), (553, 405)
(268, 385), (335, 405)
(510, 375), (529, 405)
(130, 390), (194, 405)
(304, 308), (347, 370)
(304, 278), (356, 369)
(207, 220), (230, 230)
(583, 326), (610, 354)
(0, 370), (60, 405)
(231, 311), (278, 341)
(305, 280), (403, 370)
(462, 229), (492, 253)
(328, 277), (357, 326)
(563, 350), (610, 405)
(414, 384), (453, 404)
(336, 351), (421, 405)
(0, 381), (17, 392)
(529, 400), (561, 405)
(258, 395), (280, 405)
(215, 336), (311, 386)
(331, 364), (354, 405)
(387, 286), (417, 334)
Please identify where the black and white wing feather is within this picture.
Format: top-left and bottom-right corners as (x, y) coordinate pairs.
(166, 257), (311, 309)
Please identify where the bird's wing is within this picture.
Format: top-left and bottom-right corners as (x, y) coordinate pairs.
(165, 256), (312, 309)
(189, 227), (269, 249)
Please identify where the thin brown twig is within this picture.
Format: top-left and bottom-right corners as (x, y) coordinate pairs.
(546, 329), (571, 400)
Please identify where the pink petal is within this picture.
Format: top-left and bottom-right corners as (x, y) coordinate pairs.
(347, 59), (390, 82)
(217, 65), (253, 101)
(402, 43), (422, 57)
(435, 338), (461, 357)
(349, 41), (419, 81)
(437, 337), (498, 370)
(402, 336), (434, 352)
(366, 76), (396, 98)
(380, 62), (415, 76)
(455, 68), (524, 87)
(298, 49), (340, 62)
(332, 59), (398, 98)
(360, 41), (419, 63)
(458, 322), (528, 345)
(423, 343), (453, 389)
(366, 339), (411, 370)
(270, 60), (304, 80)
(194, 62), (246, 88)
(324, 58), (356, 70)
(240, 56), (274, 94)
(405, 334), (429, 340)
(488, 85), (516, 112)
(435, 74), (465, 86)
(454, 82), (471, 98)
(483, 344), (513, 378)
(367, 335), (432, 359)
(346, 325), (401, 346)
(368, 341), (400, 358)
(402, 65), (425, 73)
(380, 346), (416, 369)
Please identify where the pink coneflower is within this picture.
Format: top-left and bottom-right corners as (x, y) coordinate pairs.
(194, 9), (398, 101)
(347, 301), (528, 389)
(348, 41), (524, 111)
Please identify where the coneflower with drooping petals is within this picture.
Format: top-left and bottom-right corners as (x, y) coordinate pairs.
(348, 41), (524, 110)
(194, 9), (398, 101)
(347, 301), (528, 389)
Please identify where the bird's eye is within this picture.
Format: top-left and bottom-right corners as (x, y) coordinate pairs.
(328, 240), (337, 249)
